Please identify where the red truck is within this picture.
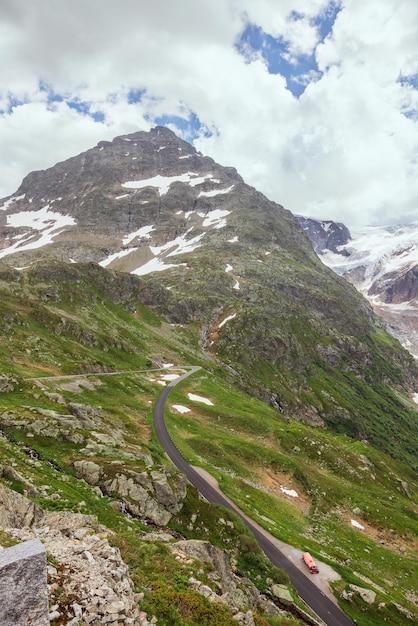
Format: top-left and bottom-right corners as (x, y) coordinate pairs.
(302, 552), (319, 573)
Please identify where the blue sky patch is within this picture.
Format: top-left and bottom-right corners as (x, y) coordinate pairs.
(38, 83), (105, 122)
(235, 23), (317, 97)
(67, 98), (105, 122)
(235, 3), (341, 97)
(127, 88), (146, 104)
(154, 112), (212, 141)
(398, 74), (418, 119)
(313, 2), (342, 43)
(398, 73), (418, 90)
(1, 95), (27, 115)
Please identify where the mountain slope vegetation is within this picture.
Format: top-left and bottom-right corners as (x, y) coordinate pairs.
(0, 261), (416, 625)
(0, 128), (417, 624)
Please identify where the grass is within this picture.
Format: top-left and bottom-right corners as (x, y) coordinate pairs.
(160, 373), (418, 620)
(0, 262), (417, 625)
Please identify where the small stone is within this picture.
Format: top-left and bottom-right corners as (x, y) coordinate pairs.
(49, 610), (61, 620)
(105, 600), (126, 614)
(83, 549), (95, 563)
(74, 527), (90, 540)
(72, 602), (83, 618)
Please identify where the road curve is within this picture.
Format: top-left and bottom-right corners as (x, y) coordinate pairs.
(154, 367), (355, 626)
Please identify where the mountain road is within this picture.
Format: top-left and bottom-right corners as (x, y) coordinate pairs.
(153, 366), (356, 626)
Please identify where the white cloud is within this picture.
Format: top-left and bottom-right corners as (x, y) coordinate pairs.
(0, 0), (417, 228)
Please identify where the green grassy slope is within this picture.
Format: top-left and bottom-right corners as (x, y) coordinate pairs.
(0, 260), (416, 625)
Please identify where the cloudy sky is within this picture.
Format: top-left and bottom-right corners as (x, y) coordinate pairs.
(1, 0), (417, 226)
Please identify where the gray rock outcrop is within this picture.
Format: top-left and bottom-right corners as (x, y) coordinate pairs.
(7, 513), (144, 626)
(0, 538), (49, 626)
(104, 467), (187, 525)
(73, 459), (102, 485)
(271, 583), (293, 606)
(0, 483), (44, 528)
(341, 584), (376, 605)
(170, 539), (278, 617)
(0, 375), (16, 393)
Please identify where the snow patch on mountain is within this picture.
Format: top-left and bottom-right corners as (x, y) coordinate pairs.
(280, 487), (298, 498)
(172, 405), (191, 413)
(219, 313), (236, 328)
(121, 172), (219, 196)
(0, 194), (25, 211)
(99, 248), (136, 268)
(320, 222), (418, 298)
(100, 228), (206, 275)
(200, 209), (231, 229)
(98, 203), (233, 276)
(198, 185), (234, 198)
(151, 231), (205, 258)
(0, 205), (76, 260)
(187, 393), (214, 405)
(6, 205), (75, 230)
(132, 257), (180, 276)
(122, 225), (154, 246)
(351, 519), (365, 530)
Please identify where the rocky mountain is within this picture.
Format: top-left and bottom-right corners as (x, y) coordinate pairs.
(296, 216), (351, 255)
(1, 127), (417, 455)
(298, 217), (418, 359)
(0, 126), (245, 269)
(0, 128), (417, 625)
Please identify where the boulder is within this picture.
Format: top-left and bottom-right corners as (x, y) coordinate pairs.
(0, 539), (49, 626)
(73, 460), (102, 485)
(172, 540), (234, 591)
(103, 467), (186, 526)
(42, 511), (99, 532)
(0, 375), (16, 393)
(348, 584), (376, 605)
(170, 540), (250, 611)
(8, 513), (141, 626)
(1, 465), (39, 497)
(67, 402), (101, 424)
(233, 611), (256, 625)
(0, 483), (44, 528)
(271, 584), (293, 606)
(342, 584), (377, 606)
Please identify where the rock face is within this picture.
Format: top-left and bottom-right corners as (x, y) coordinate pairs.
(0, 375), (16, 393)
(296, 216), (351, 254)
(341, 584), (377, 606)
(271, 583), (293, 606)
(0, 483), (144, 626)
(168, 539), (281, 618)
(301, 218), (418, 360)
(0, 539), (49, 626)
(0, 486), (289, 626)
(9, 519), (143, 626)
(0, 483), (44, 528)
(73, 459), (102, 485)
(103, 467), (187, 525)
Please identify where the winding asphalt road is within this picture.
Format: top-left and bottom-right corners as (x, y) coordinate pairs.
(153, 367), (355, 626)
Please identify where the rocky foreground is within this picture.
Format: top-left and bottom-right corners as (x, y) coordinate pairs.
(0, 483), (313, 626)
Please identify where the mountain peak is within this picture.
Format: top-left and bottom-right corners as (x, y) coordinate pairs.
(0, 127), (250, 271)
